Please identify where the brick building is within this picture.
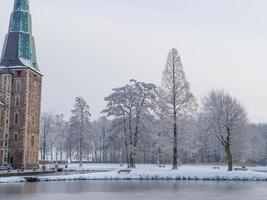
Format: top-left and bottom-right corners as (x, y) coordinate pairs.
(0, 0), (42, 169)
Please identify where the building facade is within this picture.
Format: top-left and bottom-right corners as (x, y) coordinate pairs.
(0, 0), (42, 169)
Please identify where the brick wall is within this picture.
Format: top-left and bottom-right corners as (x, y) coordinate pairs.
(0, 106), (6, 165)
(0, 68), (42, 169)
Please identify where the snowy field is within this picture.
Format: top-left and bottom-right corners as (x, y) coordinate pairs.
(64, 163), (119, 171)
(1, 164), (267, 183)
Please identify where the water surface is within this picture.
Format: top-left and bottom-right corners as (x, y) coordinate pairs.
(0, 181), (267, 200)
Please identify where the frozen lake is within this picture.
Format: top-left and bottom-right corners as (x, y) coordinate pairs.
(1, 181), (267, 200)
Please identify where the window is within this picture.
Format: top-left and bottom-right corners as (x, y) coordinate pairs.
(32, 116), (35, 126)
(15, 96), (20, 107)
(17, 71), (21, 77)
(14, 113), (19, 125)
(14, 133), (18, 140)
(31, 135), (34, 147)
(15, 80), (21, 91)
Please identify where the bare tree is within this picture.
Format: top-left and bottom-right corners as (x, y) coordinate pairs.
(200, 89), (248, 171)
(91, 117), (111, 163)
(69, 97), (91, 167)
(53, 114), (68, 161)
(40, 112), (54, 160)
(160, 48), (195, 169)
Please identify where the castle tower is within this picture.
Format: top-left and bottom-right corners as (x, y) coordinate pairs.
(0, 0), (42, 169)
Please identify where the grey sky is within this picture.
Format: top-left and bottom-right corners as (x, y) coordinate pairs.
(1, 0), (267, 123)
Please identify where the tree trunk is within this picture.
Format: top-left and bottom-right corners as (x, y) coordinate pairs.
(123, 116), (129, 165)
(172, 57), (178, 170)
(103, 130), (106, 163)
(60, 150), (63, 161)
(69, 148), (72, 162)
(50, 147), (53, 161)
(56, 150), (58, 161)
(225, 128), (233, 171)
(79, 144), (82, 167)
(225, 145), (233, 171)
(124, 139), (129, 165)
(79, 109), (84, 167)
(128, 152), (135, 168)
(40, 148), (43, 161)
(43, 138), (46, 160)
(127, 112), (135, 168)
(173, 119), (178, 169)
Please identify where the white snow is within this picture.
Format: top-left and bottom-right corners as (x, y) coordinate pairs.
(1, 164), (267, 184)
(39, 165), (267, 182)
(64, 163), (118, 171)
(0, 177), (25, 183)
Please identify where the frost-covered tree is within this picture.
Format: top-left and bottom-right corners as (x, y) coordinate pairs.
(200, 90), (248, 171)
(69, 97), (91, 167)
(40, 112), (54, 160)
(64, 121), (77, 162)
(196, 117), (213, 163)
(91, 116), (111, 162)
(178, 117), (200, 163)
(243, 124), (267, 164)
(103, 79), (157, 168)
(53, 114), (68, 161)
(160, 48), (195, 169)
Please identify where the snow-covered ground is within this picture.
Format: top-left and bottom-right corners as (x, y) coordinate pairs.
(1, 164), (267, 184)
(0, 177), (25, 183)
(64, 163), (119, 171)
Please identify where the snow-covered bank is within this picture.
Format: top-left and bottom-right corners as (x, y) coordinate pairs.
(1, 165), (267, 184)
(64, 163), (118, 171)
(38, 167), (267, 182)
(0, 177), (25, 183)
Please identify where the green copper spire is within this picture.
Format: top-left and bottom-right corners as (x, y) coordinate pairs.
(14, 0), (29, 12)
(9, 0), (31, 33)
(0, 0), (39, 71)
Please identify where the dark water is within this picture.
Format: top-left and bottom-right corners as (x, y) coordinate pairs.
(1, 181), (267, 200)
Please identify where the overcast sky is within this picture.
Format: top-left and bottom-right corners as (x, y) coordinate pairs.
(1, 0), (267, 123)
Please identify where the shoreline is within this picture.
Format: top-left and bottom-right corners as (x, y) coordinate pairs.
(2, 166), (267, 183)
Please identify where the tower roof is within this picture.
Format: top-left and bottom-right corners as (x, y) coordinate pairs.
(0, 0), (39, 72)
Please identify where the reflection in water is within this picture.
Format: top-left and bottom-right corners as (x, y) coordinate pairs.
(0, 181), (267, 200)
